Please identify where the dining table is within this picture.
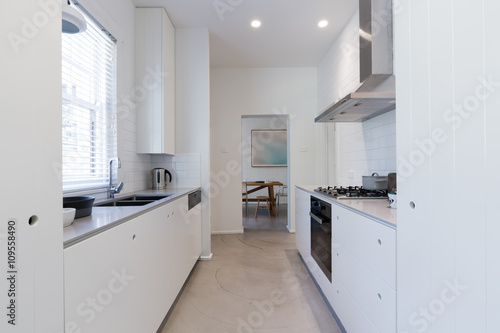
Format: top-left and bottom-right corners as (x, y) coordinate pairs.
(243, 181), (283, 216)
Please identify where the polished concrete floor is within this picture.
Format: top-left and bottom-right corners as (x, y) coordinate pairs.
(160, 204), (342, 333)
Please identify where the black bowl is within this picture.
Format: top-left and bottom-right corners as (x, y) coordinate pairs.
(63, 196), (95, 218)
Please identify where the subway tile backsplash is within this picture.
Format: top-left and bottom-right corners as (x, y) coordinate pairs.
(317, 9), (396, 185)
(151, 153), (201, 188)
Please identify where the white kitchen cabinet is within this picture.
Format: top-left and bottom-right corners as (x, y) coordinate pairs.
(64, 207), (173, 333)
(334, 207), (396, 288)
(333, 243), (396, 333)
(295, 187), (311, 258)
(294, 187), (396, 333)
(331, 275), (380, 333)
(0, 3), (63, 332)
(170, 194), (202, 292)
(135, 8), (175, 154)
(64, 195), (201, 333)
(332, 204), (396, 333)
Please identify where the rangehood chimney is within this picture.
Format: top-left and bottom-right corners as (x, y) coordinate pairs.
(315, 0), (395, 123)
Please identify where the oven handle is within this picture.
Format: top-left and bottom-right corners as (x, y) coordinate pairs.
(309, 212), (325, 225)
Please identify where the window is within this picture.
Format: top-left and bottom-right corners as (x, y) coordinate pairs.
(62, 8), (117, 193)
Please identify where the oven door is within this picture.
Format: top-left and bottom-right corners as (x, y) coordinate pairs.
(310, 197), (332, 282)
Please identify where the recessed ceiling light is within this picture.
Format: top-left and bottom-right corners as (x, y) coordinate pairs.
(251, 20), (261, 28)
(318, 20), (328, 28)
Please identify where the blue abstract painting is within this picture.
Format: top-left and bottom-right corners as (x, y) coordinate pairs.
(251, 130), (287, 167)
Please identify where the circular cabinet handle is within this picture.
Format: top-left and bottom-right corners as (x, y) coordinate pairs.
(29, 215), (39, 226)
(378, 293), (382, 300)
(410, 201), (416, 209)
(378, 239), (382, 245)
(132, 234), (136, 241)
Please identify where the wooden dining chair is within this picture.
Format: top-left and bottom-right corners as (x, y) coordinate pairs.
(255, 196), (271, 218)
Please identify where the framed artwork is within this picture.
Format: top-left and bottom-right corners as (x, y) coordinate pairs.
(251, 129), (287, 167)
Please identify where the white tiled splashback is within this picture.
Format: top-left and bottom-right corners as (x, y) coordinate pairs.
(151, 153), (201, 188)
(334, 110), (396, 185)
(318, 9), (396, 185)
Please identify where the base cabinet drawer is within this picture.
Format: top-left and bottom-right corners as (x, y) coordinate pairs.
(334, 206), (396, 288)
(331, 275), (380, 333)
(333, 243), (396, 333)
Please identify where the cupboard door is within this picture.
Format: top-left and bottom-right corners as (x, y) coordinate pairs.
(334, 206), (396, 288)
(333, 244), (396, 333)
(135, 8), (175, 154)
(331, 275), (381, 333)
(64, 208), (173, 333)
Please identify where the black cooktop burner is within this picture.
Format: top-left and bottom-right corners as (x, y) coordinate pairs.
(314, 186), (388, 199)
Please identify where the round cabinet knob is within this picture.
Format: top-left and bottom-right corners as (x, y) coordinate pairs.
(378, 293), (382, 300)
(409, 201), (416, 209)
(378, 239), (382, 245)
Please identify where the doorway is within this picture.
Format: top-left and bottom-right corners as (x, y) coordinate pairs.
(241, 115), (290, 231)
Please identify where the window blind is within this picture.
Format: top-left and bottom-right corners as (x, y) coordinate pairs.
(62, 8), (117, 193)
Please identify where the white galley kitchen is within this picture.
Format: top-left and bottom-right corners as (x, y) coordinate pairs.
(1, 0), (499, 333)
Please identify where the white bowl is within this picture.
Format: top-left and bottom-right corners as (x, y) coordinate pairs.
(63, 208), (76, 227)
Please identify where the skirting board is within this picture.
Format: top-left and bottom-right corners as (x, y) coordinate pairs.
(212, 229), (244, 234)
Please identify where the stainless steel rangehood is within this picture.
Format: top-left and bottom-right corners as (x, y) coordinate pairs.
(315, 0), (395, 123)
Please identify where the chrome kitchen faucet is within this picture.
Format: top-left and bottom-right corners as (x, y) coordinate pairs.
(108, 158), (124, 198)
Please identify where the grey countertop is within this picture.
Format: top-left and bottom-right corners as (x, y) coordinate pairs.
(297, 185), (397, 229)
(63, 187), (200, 248)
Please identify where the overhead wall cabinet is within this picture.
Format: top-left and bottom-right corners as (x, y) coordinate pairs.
(135, 8), (175, 154)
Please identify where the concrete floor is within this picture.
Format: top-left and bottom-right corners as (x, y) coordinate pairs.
(160, 204), (342, 333)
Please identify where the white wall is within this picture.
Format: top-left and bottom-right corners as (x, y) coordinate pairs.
(317, 9), (396, 185)
(396, 1), (500, 332)
(241, 116), (288, 200)
(211, 68), (317, 233)
(0, 1), (63, 331)
(78, 0), (152, 198)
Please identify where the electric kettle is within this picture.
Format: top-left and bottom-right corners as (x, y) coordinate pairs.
(151, 168), (172, 189)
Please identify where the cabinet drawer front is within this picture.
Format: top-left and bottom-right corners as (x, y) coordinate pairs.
(295, 189), (311, 258)
(333, 244), (396, 333)
(333, 205), (396, 287)
(331, 275), (381, 333)
(295, 188), (310, 215)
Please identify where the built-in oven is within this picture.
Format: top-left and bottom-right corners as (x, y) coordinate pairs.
(310, 196), (332, 282)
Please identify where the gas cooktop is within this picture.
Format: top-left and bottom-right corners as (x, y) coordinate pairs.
(314, 186), (388, 199)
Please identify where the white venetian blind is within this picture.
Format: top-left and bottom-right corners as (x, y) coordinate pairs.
(62, 8), (117, 193)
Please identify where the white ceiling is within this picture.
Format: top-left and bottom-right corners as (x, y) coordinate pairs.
(131, 0), (358, 68)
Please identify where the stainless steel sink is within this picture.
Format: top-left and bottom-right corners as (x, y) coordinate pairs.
(93, 194), (171, 207)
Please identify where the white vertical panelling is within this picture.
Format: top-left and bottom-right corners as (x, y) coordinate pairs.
(484, 1), (500, 331)
(397, 0), (500, 332)
(407, 2), (435, 332)
(318, 9), (396, 185)
(427, 1), (457, 332)
(394, 0), (413, 328)
(0, 1), (63, 332)
(453, 1), (487, 331)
